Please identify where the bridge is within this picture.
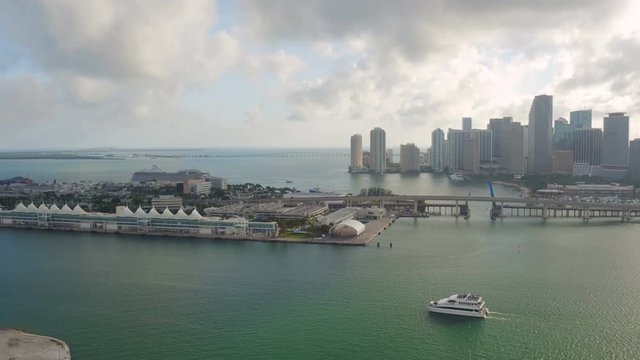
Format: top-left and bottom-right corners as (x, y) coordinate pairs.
(248, 195), (640, 222)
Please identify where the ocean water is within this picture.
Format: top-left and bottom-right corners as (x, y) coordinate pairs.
(1, 151), (638, 359)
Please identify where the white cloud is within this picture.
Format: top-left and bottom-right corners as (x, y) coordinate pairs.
(242, 0), (640, 145)
(0, 0), (239, 146)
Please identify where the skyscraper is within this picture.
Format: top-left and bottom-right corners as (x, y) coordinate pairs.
(447, 129), (465, 171)
(488, 117), (512, 161)
(370, 127), (386, 173)
(601, 112), (629, 180)
(462, 138), (480, 174)
(501, 122), (525, 175)
(400, 143), (421, 172)
(553, 117), (573, 151)
(462, 117), (472, 131)
(467, 129), (492, 163)
(349, 134), (363, 171)
(573, 128), (602, 176)
(527, 94), (553, 174)
(629, 139), (640, 183)
(570, 110), (592, 129)
(431, 128), (445, 172)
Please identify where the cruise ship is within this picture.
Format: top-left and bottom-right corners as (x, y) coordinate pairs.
(131, 165), (211, 183)
(427, 293), (488, 318)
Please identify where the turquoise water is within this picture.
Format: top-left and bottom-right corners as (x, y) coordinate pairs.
(1, 153), (639, 358)
(2, 219), (640, 359)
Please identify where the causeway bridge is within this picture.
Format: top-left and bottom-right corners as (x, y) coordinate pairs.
(256, 195), (640, 222)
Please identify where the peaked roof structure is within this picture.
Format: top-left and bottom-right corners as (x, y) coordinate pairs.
(61, 204), (73, 214)
(38, 203), (49, 212)
(161, 208), (174, 218)
(14, 202), (27, 212)
(120, 206), (134, 216)
(189, 209), (203, 219)
(27, 203), (38, 212)
(72, 205), (86, 215)
(147, 207), (161, 217)
(175, 208), (189, 219)
(49, 204), (61, 214)
(134, 207), (147, 217)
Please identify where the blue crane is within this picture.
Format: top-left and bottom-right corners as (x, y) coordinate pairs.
(487, 181), (497, 207)
(487, 181), (500, 220)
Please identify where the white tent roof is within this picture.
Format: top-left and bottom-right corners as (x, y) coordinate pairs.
(175, 207), (189, 219)
(49, 204), (61, 214)
(161, 208), (174, 218)
(72, 205), (86, 215)
(27, 203), (38, 212)
(14, 202), (28, 212)
(147, 207), (161, 217)
(38, 203), (49, 212)
(61, 204), (73, 214)
(118, 206), (134, 216)
(189, 209), (203, 219)
(134, 207), (147, 217)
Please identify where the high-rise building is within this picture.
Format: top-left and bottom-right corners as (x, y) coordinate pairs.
(350, 134), (363, 171)
(447, 129), (465, 171)
(400, 143), (421, 172)
(573, 128), (602, 177)
(552, 151), (573, 175)
(488, 117), (512, 161)
(570, 110), (592, 129)
(462, 138), (480, 174)
(467, 129), (492, 163)
(553, 117), (573, 151)
(601, 112), (629, 180)
(442, 140), (449, 170)
(431, 128), (445, 172)
(362, 151), (370, 167)
(385, 149), (394, 165)
(527, 94), (553, 174)
(629, 139), (640, 183)
(462, 117), (472, 131)
(370, 127), (386, 173)
(501, 122), (525, 175)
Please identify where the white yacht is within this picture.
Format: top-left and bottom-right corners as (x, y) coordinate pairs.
(448, 173), (464, 181)
(427, 293), (488, 318)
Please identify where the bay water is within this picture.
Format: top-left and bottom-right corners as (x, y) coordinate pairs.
(1, 150), (639, 359)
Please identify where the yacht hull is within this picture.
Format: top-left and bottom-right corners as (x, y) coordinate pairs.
(427, 306), (487, 318)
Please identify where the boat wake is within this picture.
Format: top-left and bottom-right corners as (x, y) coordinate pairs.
(486, 311), (515, 321)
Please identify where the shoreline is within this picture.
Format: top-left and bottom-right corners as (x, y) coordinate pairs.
(0, 329), (71, 360)
(0, 216), (396, 247)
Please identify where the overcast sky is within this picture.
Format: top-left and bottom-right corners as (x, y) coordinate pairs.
(0, 0), (639, 150)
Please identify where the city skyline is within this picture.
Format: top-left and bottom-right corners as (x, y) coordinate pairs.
(0, 1), (640, 149)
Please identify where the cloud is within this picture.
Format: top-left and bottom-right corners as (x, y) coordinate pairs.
(244, 106), (263, 123)
(0, 0), (239, 139)
(241, 0), (640, 144)
(242, 50), (305, 81)
(241, 0), (627, 60)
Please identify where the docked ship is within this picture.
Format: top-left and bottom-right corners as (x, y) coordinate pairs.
(131, 165), (211, 183)
(448, 173), (464, 181)
(427, 293), (488, 318)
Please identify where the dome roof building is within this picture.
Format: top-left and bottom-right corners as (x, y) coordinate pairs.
(329, 220), (365, 238)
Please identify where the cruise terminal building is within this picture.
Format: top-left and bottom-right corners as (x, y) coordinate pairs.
(0, 203), (278, 239)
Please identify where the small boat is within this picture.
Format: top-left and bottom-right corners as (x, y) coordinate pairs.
(427, 293), (488, 318)
(449, 173), (464, 181)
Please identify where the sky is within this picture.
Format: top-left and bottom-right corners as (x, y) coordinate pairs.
(0, 0), (639, 150)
